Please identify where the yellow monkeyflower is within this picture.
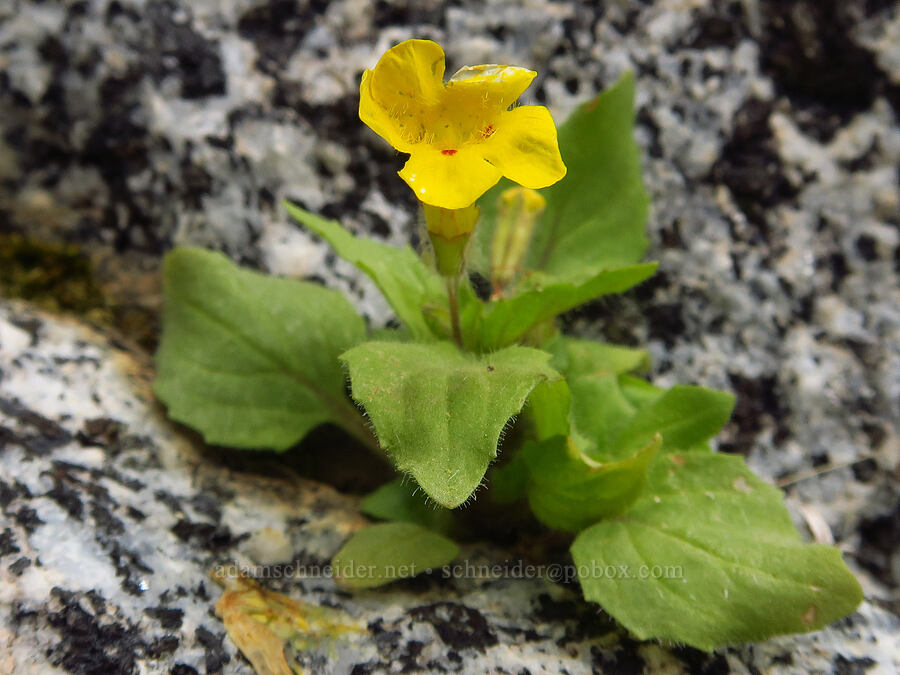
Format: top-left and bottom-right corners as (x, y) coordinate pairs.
(359, 39), (567, 209)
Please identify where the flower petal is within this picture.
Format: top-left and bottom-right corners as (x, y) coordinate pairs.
(446, 65), (536, 110)
(369, 39), (446, 108)
(399, 147), (502, 209)
(359, 69), (414, 152)
(482, 105), (567, 190)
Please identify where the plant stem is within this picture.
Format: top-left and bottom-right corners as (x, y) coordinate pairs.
(446, 275), (463, 348)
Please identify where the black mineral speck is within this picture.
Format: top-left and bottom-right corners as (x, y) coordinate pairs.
(373, 0), (445, 27)
(0, 479), (30, 508)
(144, 606), (184, 630)
(47, 587), (145, 675)
(645, 303), (686, 348)
(0, 528), (20, 558)
(196, 625), (230, 673)
(145, 1), (226, 99)
(672, 647), (731, 675)
(533, 594), (614, 644)
(126, 505), (147, 521)
(721, 374), (789, 454)
(408, 602), (498, 651)
(190, 493), (222, 523)
(857, 501), (900, 588)
(592, 641), (645, 675)
(155, 489), (184, 514)
(682, 3), (744, 49)
(171, 517), (238, 551)
(170, 666), (199, 675)
(146, 635), (180, 658)
(14, 506), (44, 533)
(855, 235), (878, 262)
(9, 556), (32, 576)
(370, 618), (401, 655)
(711, 98), (795, 230)
(86, 590), (107, 615)
(91, 501), (126, 536)
(77, 417), (126, 449)
(44, 466), (85, 520)
(0, 397), (72, 455)
(238, 0), (324, 74)
(105, 540), (154, 596)
(758, 0), (900, 140)
(833, 654), (878, 675)
(851, 458), (878, 483)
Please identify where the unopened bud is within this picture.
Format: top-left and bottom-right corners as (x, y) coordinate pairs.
(490, 188), (546, 292)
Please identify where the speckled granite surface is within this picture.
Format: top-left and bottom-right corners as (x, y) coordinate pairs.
(1, 0), (899, 673)
(1, 300), (897, 674)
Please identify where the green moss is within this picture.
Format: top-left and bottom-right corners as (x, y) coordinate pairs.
(0, 234), (109, 319)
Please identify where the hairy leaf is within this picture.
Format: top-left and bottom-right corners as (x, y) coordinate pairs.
(527, 378), (572, 440)
(569, 372), (638, 456)
(361, 479), (453, 534)
(571, 452), (863, 650)
(525, 434), (661, 532)
(285, 201), (444, 341)
(154, 248), (369, 450)
(609, 385), (735, 458)
(550, 337), (651, 377)
(341, 341), (559, 508)
(473, 72), (649, 275)
(617, 374), (664, 410)
(476, 263), (657, 350)
(332, 522), (459, 589)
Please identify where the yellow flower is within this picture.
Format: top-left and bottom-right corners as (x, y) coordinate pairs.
(359, 39), (567, 209)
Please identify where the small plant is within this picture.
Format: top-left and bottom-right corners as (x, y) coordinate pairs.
(154, 40), (862, 651)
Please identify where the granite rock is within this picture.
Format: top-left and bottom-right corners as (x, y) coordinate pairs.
(1, 300), (898, 674)
(1, 0), (899, 672)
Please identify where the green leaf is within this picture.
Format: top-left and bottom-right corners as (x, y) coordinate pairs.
(527, 378), (572, 440)
(610, 385), (735, 456)
(617, 374), (664, 410)
(341, 341), (560, 508)
(332, 522), (459, 589)
(154, 248), (370, 450)
(541, 339), (652, 455)
(476, 263), (658, 350)
(550, 337), (651, 377)
(284, 201), (444, 341)
(525, 434), (661, 532)
(488, 453), (530, 504)
(361, 479), (453, 534)
(472, 71), (649, 275)
(571, 452), (863, 650)
(528, 72), (649, 273)
(569, 373), (638, 456)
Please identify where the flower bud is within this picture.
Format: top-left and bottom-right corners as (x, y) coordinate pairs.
(490, 187), (546, 292)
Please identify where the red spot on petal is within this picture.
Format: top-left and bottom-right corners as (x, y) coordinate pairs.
(482, 124), (495, 139)
(441, 149), (457, 156)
